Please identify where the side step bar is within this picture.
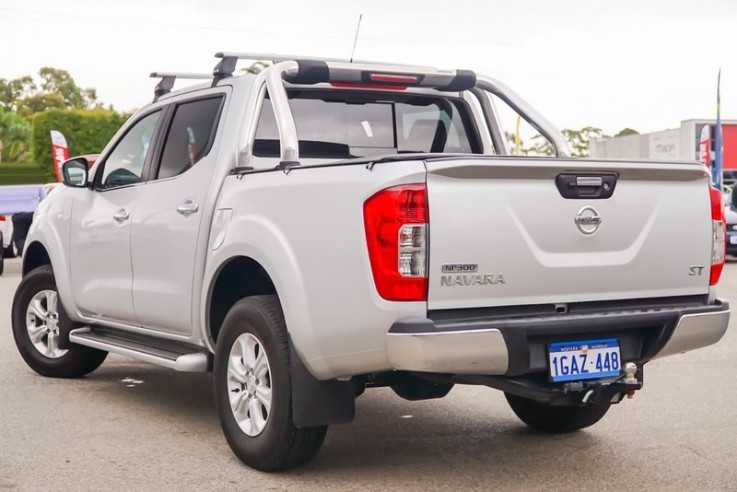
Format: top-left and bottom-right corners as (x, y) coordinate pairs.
(69, 328), (211, 372)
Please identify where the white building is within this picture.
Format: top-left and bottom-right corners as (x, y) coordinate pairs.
(589, 119), (737, 186)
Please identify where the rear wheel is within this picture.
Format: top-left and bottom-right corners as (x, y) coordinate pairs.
(12, 265), (107, 378)
(214, 296), (327, 471)
(0, 241), (4, 275)
(505, 392), (611, 433)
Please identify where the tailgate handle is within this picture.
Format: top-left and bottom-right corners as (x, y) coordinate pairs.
(556, 173), (617, 199)
(576, 176), (603, 187)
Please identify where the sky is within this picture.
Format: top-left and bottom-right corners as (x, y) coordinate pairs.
(1, 0), (736, 136)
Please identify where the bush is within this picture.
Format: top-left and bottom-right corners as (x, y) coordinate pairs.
(0, 108), (32, 162)
(30, 108), (129, 174)
(0, 162), (54, 185)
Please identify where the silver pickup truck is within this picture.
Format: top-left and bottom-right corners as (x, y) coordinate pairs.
(11, 52), (730, 471)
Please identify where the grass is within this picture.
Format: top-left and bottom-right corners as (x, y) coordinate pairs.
(0, 162), (55, 185)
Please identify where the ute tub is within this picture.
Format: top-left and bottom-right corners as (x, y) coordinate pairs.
(386, 298), (730, 375)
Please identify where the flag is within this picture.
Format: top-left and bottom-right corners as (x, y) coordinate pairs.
(50, 130), (69, 182)
(714, 68), (723, 190)
(699, 124), (710, 168)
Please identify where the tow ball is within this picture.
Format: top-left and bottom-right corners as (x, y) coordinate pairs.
(571, 361), (642, 405)
(622, 362), (639, 399)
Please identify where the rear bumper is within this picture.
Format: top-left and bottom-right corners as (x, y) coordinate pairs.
(653, 304), (731, 358)
(386, 298), (730, 376)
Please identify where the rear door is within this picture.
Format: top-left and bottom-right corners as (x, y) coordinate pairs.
(425, 157), (712, 310)
(130, 92), (226, 335)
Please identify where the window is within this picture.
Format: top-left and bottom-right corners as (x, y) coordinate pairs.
(99, 111), (160, 189)
(156, 97), (223, 180)
(254, 90), (480, 159)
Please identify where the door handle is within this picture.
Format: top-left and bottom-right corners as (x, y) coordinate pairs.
(177, 199), (199, 216)
(112, 208), (130, 222)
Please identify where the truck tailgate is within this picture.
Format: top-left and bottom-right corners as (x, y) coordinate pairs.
(426, 157), (713, 310)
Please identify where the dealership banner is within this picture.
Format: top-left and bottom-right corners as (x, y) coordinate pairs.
(699, 125), (711, 169)
(50, 130), (70, 182)
(714, 68), (723, 191)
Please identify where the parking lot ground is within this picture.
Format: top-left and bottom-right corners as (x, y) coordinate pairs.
(2, 257), (737, 491)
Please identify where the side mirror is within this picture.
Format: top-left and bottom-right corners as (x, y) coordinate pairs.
(61, 158), (90, 188)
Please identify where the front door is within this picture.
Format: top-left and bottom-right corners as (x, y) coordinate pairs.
(70, 110), (161, 323)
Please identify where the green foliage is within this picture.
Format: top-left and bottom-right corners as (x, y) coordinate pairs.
(31, 108), (128, 172)
(20, 93), (66, 116)
(0, 107), (32, 161)
(0, 76), (34, 112)
(561, 126), (605, 158)
(506, 126), (607, 158)
(241, 61), (272, 74)
(615, 127), (639, 137)
(0, 67), (99, 117)
(0, 162), (54, 185)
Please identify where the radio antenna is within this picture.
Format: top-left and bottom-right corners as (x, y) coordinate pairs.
(349, 13), (363, 63)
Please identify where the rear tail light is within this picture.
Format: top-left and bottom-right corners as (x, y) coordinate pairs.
(330, 82), (407, 91)
(0, 215), (5, 221)
(368, 73), (419, 84)
(364, 184), (428, 301)
(710, 186), (725, 285)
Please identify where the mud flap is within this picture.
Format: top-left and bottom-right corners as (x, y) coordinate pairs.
(289, 336), (355, 427)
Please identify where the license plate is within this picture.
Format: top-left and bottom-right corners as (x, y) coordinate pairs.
(730, 235), (737, 245)
(548, 338), (621, 382)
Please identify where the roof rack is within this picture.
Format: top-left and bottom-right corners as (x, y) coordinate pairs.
(213, 52), (352, 81)
(208, 52), (570, 159)
(150, 72), (213, 100)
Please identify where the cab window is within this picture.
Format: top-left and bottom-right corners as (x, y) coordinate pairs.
(98, 111), (160, 189)
(155, 97), (223, 180)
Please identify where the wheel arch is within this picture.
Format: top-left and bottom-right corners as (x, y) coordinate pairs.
(22, 238), (76, 322)
(206, 255), (277, 346)
(23, 241), (52, 276)
(205, 254), (356, 427)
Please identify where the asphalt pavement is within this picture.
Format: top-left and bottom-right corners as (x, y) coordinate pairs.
(1, 257), (737, 491)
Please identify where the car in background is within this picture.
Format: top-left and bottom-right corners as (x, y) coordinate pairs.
(724, 188), (737, 257)
(0, 214), (17, 258)
(0, 155), (100, 270)
(0, 224), (4, 274)
(0, 183), (48, 266)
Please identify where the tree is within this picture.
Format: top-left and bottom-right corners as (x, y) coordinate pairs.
(505, 126), (608, 158)
(561, 126), (605, 158)
(0, 76), (35, 112)
(0, 67), (99, 117)
(18, 93), (66, 116)
(37, 67), (98, 109)
(241, 60), (272, 74)
(530, 134), (555, 156)
(0, 107), (32, 161)
(615, 127), (639, 137)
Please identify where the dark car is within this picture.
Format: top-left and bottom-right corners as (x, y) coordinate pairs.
(724, 190), (737, 257)
(726, 207), (737, 256)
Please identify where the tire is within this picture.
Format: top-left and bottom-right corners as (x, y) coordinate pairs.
(11, 265), (107, 378)
(0, 243), (4, 276)
(505, 392), (611, 433)
(214, 295), (327, 471)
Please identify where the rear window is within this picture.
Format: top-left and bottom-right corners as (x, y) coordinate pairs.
(254, 90), (481, 159)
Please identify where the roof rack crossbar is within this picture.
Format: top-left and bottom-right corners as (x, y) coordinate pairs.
(150, 72), (213, 100)
(215, 51), (350, 64)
